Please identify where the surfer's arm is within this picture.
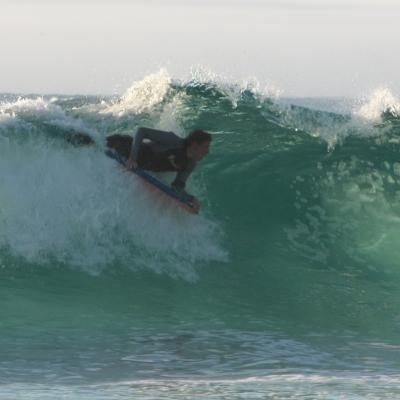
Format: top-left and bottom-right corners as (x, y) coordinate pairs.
(172, 170), (200, 212)
(172, 160), (196, 189)
(128, 127), (178, 162)
(171, 160), (197, 197)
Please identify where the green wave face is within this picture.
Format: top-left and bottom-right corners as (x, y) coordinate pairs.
(1, 79), (400, 396)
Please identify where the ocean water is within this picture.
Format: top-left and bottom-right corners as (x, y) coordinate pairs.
(1, 70), (400, 399)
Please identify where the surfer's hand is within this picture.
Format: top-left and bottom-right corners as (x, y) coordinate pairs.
(125, 158), (138, 170)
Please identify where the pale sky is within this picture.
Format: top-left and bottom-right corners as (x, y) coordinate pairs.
(1, 0), (399, 97)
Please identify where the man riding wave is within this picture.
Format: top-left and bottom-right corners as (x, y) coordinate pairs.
(106, 127), (212, 212)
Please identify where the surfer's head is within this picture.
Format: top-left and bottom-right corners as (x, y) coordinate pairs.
(185, 130), (212, 161)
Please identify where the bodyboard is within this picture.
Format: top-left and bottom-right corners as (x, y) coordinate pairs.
(105, 149), (197, 214)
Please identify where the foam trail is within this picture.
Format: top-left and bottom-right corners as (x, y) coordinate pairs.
(0, 129), (227, 278)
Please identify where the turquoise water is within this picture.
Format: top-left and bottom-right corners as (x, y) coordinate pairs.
(1, 72), (400, 398)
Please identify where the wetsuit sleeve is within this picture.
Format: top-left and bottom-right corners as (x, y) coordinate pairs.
(129, 127), (178, 160)
(171, 160), (197, 193)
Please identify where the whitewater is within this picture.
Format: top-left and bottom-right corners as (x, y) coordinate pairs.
(1, 70), (400, 399)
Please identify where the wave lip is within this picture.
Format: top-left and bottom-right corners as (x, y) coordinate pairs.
(103, 69), (172, 116)
(355, 87), (400, 121)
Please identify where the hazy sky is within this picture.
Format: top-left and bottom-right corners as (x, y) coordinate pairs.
(1, 0), (399, 97)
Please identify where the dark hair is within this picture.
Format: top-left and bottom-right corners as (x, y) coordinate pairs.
(185, 130), (212, 146)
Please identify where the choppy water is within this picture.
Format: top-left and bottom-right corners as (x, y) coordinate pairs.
(1, 70), (400, 399)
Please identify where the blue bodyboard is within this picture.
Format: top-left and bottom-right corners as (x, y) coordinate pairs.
(105, 149), (196, 213)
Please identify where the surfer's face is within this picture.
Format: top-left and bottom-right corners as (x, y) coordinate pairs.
(190, 140), (210, 161)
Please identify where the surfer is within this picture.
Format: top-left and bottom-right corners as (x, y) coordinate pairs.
(106, 127), (212, 211)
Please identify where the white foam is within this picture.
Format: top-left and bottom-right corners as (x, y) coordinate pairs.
(155, 91), (187, 135)
(104, 69), (172, 116)
(102, 66), (282, 116)
(184, 65), (282, 108)
(99, 372), (400, 387)
(0, 139), (227, 279)
(0, 97), (99, 141)
(355, 87), (400, 121)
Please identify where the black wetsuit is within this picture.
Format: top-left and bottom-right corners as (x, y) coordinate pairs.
(106, 127), (197, 192)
